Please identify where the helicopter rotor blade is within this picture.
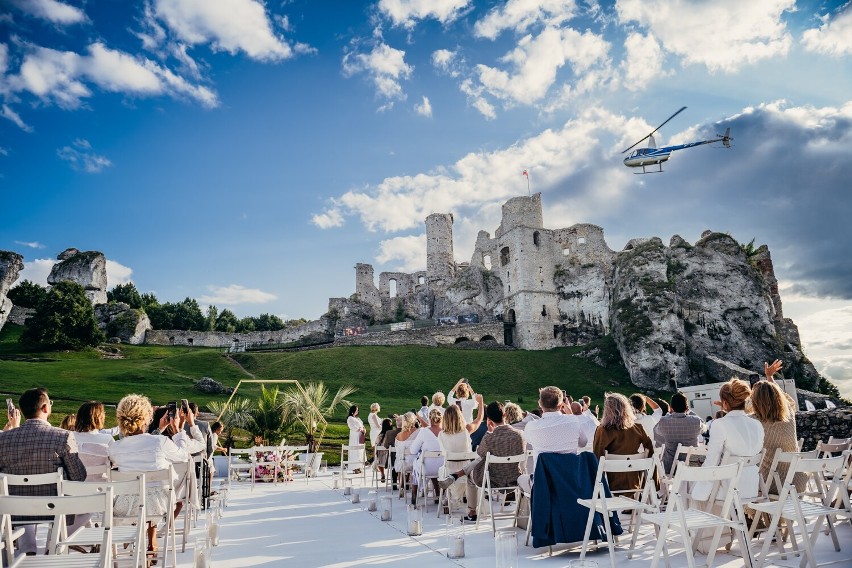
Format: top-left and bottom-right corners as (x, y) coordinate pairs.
(622, 106), (688, 154)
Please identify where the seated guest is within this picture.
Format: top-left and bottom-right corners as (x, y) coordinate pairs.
(653, 392), (705, 475)
(374, 418), (394, 483)
(73, 401), (115, 481)
(593, 393), (654, 492)
(393, 412), (419, 490)
(504, 402), (524, 428)
(440, 402), (525, 522)
(416, 396), (431, 427)
(429, 391), (446, 416)
(630, 394), (662, 440)
(438, 405), (476, 511)
(570, 401), (597, 448)
(408, 408), (444, 504)
(581, 396), (600, 425)
(109, 394), (204, 557)
(382, 415), (402, 489)
(694, 378), (764, 501)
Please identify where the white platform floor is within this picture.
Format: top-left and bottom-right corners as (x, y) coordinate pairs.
(181, 472), (852, 568)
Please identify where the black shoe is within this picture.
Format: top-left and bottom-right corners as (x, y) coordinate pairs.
(461, 514), (477, 523)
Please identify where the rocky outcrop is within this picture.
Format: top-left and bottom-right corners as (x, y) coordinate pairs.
(95, 302), (150, 345)
(610, 233), (819, 390)
(0, 251), (24, 332)
(796, 407), (852, 451)
(48, 248), (107, 305)
(195, 377), (234, 395)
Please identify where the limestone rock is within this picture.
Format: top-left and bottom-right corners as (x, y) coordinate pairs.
(95, 302), (150, 345)
(48, 248), (107, 305)
(0, 251), (24, 332)
(195, 377), (234, 395)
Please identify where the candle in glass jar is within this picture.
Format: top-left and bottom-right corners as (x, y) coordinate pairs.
(194, 550), (206, 568)
(381, 509), (391, 521)
(367, 499), (377, 511)
(450, 536), (465, 558)
(208, 522), (219, 546)
(343, 485), (351, 495)
(351, 491), (360, 504)
(408, 520), (422, 535)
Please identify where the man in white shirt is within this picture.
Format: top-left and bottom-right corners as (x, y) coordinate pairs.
(580, 396), (600, 425)
(517, 387), (587, 492)
(630, 394), (662, 440)
(570, 401), (597, 448)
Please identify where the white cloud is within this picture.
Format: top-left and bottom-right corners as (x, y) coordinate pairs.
(378, 0), (470, 29)
(9, 0), (87, 25)
(802, 6), (852, 57)
(18, 259), (55, 286)
(0, 43), (8, 76)
(616, 0), (794, 73)
(330, 107), (629, 233)
(474, 26), (610, 107)
(1, 104), (34, 133)
(342, 43), (413, 105)
(474, 0), (578, 40)
(620, 32), (669, 91)
(57, 138), (112, 173)
(198, 284), (278, 305)
(151, 0), (293, 61)
(376, 234), (427, 272)
(431, 49), (461, 77)
(106, 260), (134, 286)
(0, 147), (8, 156)
(14, 241), (45, 249)
(414, 95), (432, 117)
(311, 207), (344, 229)
(6, 42), (218, 109)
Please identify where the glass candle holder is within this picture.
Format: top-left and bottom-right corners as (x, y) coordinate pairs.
(206, 513), (220, 547)
(380, 495), (393, 521)
(407, 504), (423, 536)
(351, 488), (360, 504)
(495, 529), (518, 568)
(446, 516), (465, 558)
(367, 490), (377, 512)
(194, 537), (211, 568)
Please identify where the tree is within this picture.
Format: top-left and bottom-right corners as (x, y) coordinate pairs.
(205, 305), (218, 332)
(207, 398), (253, 449)
(215, 309), (238, 333)
(171, 297), (205, 331)
(7, 280), (48, 309)
(283, 382), (356, 453)
(20, 281), (105, 349)
(254, 313), (285, 331)
(236, 317), (255, 333)
(249, 386), (294, 444)
(107, 282), (143, 308)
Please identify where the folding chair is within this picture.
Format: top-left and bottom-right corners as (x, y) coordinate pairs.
(630, 460), (751, 568)
(111, 467), (177, 568)
(749, 452), (851, 568)
(171, 460), (194, 553)
(1, 471), (63, 558)
(476, 452), (526, 535)
(252, 445), (283, 488)
(285, 445), (310, 482)
(413, 450), (444, 511)
(340, 444), (367, 489)
(58, 475), (146, 568)
(0, 478), (26, 566)
(0, 480), (113, 568)
(371, 446), (386, 489)
(578, 454), (658, 568)
(437, 451), (477, 518)
(226, 448), (254, 489)
(764, 449), (818, 498)
(393, 446), (415, 498)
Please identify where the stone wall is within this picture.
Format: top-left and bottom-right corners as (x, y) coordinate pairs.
(7, 305), (33, 326)
(796, 407), (852, 451)
(333, 322), (503, 347)
(426, 213), (455, 290)
(145, 318), (332, 347)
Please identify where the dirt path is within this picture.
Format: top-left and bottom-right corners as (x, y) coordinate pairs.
(225, 354), (255, 378)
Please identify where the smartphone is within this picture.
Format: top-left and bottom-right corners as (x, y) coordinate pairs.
(167, 401), (177, 420)
(747, 373), (762, 387)
(181, 398), (190, 413)
(6, 398), (14, 415)
(462, 378), (469, 384)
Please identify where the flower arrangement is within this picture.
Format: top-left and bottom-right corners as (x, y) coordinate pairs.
(252, 450), (293, 482)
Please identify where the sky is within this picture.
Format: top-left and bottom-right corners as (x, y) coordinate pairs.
(1, 0), (850, 397)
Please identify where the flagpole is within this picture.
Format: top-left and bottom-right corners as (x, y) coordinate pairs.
(523, 169), (530, 196)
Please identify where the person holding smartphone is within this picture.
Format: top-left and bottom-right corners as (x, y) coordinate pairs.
(447, 378), (479, 424)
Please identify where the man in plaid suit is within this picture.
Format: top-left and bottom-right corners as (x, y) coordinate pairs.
(0, 387), (87, 554)
(653, 392), (706, 474)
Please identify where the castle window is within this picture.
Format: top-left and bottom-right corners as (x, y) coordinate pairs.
(389, 279), (398, 298)
(418, 275), (425, 285)
(533, 231), (540, 246)
(541, 305), (547, 317)
(483, 254), (492, 270)
(562, 248), (570, 256)
(578, 236), (586, 245)
(501, 247), (510, 266)
(539, 267), (542, 275)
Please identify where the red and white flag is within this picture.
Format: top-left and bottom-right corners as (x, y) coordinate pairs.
(522, 169), (528, 177)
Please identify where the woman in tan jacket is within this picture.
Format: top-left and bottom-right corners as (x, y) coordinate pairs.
(593, 393), (654, 492)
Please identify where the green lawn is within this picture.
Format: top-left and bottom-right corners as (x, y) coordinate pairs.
(0, 322), (661, 462)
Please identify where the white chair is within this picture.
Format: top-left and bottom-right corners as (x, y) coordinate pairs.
(171, 460), (194, 553)
(58, 475), (146, 568)
(437, 451), (477, 518)
(476, 452), (526, 535)
(749, 452), (851, 568)
(285, 445), (310, 483)
(0, 480), (113, 568)
(0, 478), (26, 566)
(0, 471), (63, 558)
(111, 467), (177, 568)
(252, 445), (283, 488)
(670, 443), (708, 477)
(226, 448), (254, 489)
(764, 449), (818, 498)
(578, 454), (659, 568)
(631, 461), (751, 568)
(370, 445), (386, 489)
(413, 450), (444, 511)
(340, 444), (367, 489)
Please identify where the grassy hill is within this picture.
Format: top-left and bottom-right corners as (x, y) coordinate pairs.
(0, 322), (650, 458)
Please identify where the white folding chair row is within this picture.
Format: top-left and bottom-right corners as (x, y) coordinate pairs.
(58, 474), (147, 568)
(111, 466), (178, 568)
(0, 470), (64, 563)
(283, 445), (309, 482)
(578, 453), (659, 568)
(226, 448), (254, 489)
(749, 451), (852, 568)
(437, 451), (477, 518)
(632, 460), (751, 568)
(0, 477), (113, 568)
(476, 452), (526, 535)
(413, 450), (444, 511)
(340, 444), (367, 488)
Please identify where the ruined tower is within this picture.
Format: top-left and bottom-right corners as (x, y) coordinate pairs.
(425, 213), (455, 290)
(354, 263), (381, 307)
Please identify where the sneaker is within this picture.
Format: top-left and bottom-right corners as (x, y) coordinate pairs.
(438, 475), (457, 490)
(461, 514), (477, 523)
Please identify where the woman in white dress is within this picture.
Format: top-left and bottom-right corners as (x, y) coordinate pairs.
(108, 394), (204, 558)
(72, 401), (115, 481)
(346, 405), (366, 473)
(408, 408), (444, 504)
(367, 402), (382, 465)
(437, 397), (483, 510)
(393, 412), (419, 493)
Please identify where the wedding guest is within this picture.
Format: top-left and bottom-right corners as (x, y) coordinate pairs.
(393, 412), (419, 492)
(653, 393), (705, 474)
(60, 414), (76, 431)
(570, 401), (597, 448)
(448, 379), (479, 423)
(73, 401), (115, 481)
(630, 394), (662, 440)
(593, 393), (654, 492)
(438, 405), (475, 511)
(429, 392), (446, 416)
(368, 403), (382, 448)
(346, 405), (366, 474)
(374, 418), (394, 483)
(408, 408), (443, 504)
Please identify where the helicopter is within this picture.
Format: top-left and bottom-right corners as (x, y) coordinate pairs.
(622, 106), (732, 174)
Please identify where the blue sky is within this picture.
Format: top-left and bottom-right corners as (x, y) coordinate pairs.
(1, 0), (851, 395)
